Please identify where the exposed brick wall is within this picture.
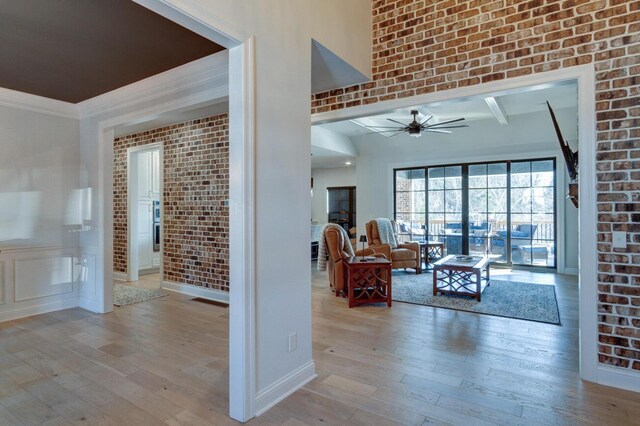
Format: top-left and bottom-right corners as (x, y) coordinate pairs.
(113, 114), (229, 292)
(312, 1), (640, 371)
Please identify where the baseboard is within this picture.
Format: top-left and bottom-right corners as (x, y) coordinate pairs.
(113, 272), (128, 281)
(0, 297), (79, 323)
(255, 360), (317, 416)
(162, 280), (229, 304)
(597, 365), (640, 393)
(563, 268), (578, 276)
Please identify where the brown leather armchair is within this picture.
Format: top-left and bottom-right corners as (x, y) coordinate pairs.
(324, 226), (387, 295)
(365, 220), (421, 274)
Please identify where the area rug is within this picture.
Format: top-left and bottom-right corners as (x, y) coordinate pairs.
(113, 284), (168, 307)
(392, 272), (560, 325)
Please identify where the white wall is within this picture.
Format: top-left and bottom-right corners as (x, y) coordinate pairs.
(351, 108), (579, 272)
(311, 167), (356, 224)
(0, 102), (82, 321)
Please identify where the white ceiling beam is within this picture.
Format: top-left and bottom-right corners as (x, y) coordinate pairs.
(484, 96), (509, 125)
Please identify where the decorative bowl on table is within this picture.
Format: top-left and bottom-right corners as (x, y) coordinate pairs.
(455, 255), (474, 262)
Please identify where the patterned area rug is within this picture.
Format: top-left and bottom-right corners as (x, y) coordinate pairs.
(392, 272), (561, 325)
(113, 284), (168, 307)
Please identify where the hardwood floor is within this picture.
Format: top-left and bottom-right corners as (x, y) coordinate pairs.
(0, 268), (638, 425)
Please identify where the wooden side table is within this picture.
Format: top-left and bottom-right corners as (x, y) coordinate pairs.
(344, 257), (392, 308)
(418, 241), (444, 272)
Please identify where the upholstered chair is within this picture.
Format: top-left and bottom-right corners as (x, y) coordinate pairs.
(365, 219), (421, 274)
(324, 226), (387, 295)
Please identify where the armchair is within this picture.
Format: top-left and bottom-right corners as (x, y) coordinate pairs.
(365, 219), (421, 274)
(323, 226), (387, 295)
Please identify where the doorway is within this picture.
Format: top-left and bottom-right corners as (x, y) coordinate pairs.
(311, 66), (598, 383)
(126, 143), (163, 287)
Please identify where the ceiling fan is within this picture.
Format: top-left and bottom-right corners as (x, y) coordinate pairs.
(365, 110), (468, 138)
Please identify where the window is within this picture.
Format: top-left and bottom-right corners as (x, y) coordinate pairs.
(394, 158), (556, 268)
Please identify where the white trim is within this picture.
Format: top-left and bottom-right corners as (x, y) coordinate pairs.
(0, 87), (77, 119)
(563, 268), (579, 276)
(113, 272), (128, 282)
(133, 0), (246, 48)
(0, 244), (67, 253)
(126, 143), (163, 282)
(228, 37), (257, 422)
(312, 65), (604, 389)
(162, 280), (229, 304)
(0, 297), (78, 323)
(597, 366), (640, 393)
(254, 361), (317, 417)
(77, 52), (229, 119)
(576, 65), (599, 384)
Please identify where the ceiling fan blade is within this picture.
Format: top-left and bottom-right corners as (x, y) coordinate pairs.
(427, 117), (466, 127)
(387, 118), (409, 126)
(388, 131), (407, 138)
(362, 125), (405, 129)
(424, 125), (469, 129)
(364, 129), (405, 134)
(426, 129), (452, 134)
(420, 115), (433, 125)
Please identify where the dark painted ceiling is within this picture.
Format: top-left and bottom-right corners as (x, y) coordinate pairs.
(0, 0), (225, 103)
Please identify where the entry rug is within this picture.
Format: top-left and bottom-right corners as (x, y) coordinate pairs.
(113, 284), (168, 307)
(392, 273), (561, 325)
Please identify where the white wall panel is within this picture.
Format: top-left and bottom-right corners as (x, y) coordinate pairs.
(14, 255), (75, 301)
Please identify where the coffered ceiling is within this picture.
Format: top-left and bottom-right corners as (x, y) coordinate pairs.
(0, 0), (225, 103)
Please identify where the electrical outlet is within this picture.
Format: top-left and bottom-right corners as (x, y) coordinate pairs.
(612, 231), (627, 249)
(288, 333), (297, 352)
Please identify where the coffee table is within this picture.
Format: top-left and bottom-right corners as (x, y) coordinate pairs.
(432, 255), (491, 302)
(344, 257), (392, 308)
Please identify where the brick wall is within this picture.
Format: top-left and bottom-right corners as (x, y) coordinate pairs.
(312, 1), (640, 371)
(113, 114), (230, 292)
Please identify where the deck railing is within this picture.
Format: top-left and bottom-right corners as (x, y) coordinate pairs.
(398, 220), (554, 245)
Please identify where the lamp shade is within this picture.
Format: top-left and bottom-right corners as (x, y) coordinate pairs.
(359, 235), (367, 243)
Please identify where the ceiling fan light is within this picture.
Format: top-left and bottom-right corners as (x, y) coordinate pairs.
(409, 131), (422, 137)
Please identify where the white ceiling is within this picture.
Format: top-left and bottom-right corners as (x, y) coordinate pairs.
(321, 81), (577, 138)
(311, 81), (578, 169)
(311, 145), (356, 168)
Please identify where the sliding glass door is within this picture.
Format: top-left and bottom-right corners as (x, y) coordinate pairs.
(510, 160), (555, 267)
(468, 163), (508, 259)
(394, 169), (425, 242)
(394, 158), (556, 269)
(427, 166), (463, 255)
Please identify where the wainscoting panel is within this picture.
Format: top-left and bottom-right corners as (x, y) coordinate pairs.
(0, 246), (80, 322)
(15, 255), (75, 301)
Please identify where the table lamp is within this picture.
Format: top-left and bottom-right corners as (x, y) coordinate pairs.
(359, 235), (367, 261)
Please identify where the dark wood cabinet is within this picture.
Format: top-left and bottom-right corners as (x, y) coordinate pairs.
(327, 186), (356, 236)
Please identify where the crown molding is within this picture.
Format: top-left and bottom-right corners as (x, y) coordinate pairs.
(76, 50), (229, 119)
(0, 87), (78, 119)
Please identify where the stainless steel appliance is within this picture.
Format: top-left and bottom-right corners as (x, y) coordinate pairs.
(153, 201), (160, 252)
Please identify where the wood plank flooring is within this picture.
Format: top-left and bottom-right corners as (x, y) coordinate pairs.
(0, 268), (638, 425)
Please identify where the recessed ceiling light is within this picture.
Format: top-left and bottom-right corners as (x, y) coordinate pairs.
(345, 161), (352, 166)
